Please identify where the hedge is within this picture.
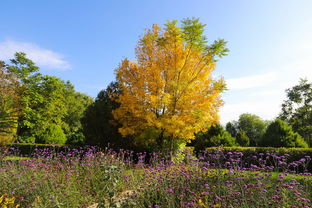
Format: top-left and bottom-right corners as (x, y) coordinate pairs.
(6, 143), (74, 156)
(199, 147), (312, 173)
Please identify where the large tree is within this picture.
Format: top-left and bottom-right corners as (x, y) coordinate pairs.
(279, 78), (312, 146)
(6, 52), (92, 144)
(0, 61), (20, 144)
(62, 81), (93, 145)
(82, 82), (137, 150)
(113, 18), (228, 152)
(226, 113), (268, 146)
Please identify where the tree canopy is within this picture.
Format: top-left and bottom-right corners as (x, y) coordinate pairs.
(226, 113), (268, 146)
(279, 78), (312, 146)
(2, 52), (92, 144)
(113, 18), (228, 151)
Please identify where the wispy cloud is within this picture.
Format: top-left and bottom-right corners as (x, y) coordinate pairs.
(226, 72), (277, 90)
(0, 40), (71, 70)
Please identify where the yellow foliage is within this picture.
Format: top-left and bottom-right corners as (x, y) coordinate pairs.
(0, 62), (20, 145)
(0, 194), (20, 208)
(113, 19), (227, 143)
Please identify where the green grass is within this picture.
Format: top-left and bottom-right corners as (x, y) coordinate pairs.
(3, 156), (31, 161)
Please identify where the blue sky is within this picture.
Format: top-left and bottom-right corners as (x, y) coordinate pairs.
(1, 0), (311, 124)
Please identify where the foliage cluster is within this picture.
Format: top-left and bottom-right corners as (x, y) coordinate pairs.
(279, 78), (312, 146)
(261, 119), (307, 148)
(0, 53), (93, 145)
(0, 194), (20, 208)
(225, 113), (309, 148)
(225, 113), (268, 146)
(193, 124), (237, 152)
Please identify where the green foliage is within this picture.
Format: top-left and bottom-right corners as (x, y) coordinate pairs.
(236, 129), (250, 146)
(20, 136), (36, 143)
(17, 74), (68, 143)
(5, 53), (92, 145)
(194, 124), (237, 152)
(225, 121), (237, 138)
(279, 78), (312, 146)
(226, 113), (268, 146)
(261, 119), (308, 148)
(62, 82), (93, 145)
(82, 82), (136, 150)
(179, 17), (229, 59)
(36, 124), (67, 144)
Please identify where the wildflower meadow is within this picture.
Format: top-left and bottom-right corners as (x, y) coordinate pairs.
(0, 146), (311, 207)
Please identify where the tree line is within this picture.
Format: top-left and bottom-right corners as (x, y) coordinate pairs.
(0, 53), (93, 145)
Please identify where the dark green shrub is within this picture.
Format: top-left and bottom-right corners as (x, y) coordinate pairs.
(194, 124), (237, 152)
(261, 119), (308, 148)
(66, 132), (85, 145)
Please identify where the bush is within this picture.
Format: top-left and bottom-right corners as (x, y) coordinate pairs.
(36, 124), (67, 145)
(66, 132), (85, 145)
(194, 124), (237, 152)
(261, 119), (308, 148)
(18, 135), (36, 143)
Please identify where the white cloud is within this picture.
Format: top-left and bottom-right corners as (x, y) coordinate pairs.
(0, 40), (71, 70)
(220, 98), (282, 124)
(226, 72), (277, 90)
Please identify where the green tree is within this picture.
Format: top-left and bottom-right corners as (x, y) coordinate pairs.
(17, 74), (68, 143)
(82, 82), (136, 150)
(3, 52), (94, 144)
(261, 119), (308, 148)
(236, 113), (268, 146)
(279, 78), (312, 146)
(225, 121), (238, 138)
(6, 52), (90, 144)
(62, 82), (93, 145)
(236, 129), (250, 147)
(194, 124), (237, 152)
